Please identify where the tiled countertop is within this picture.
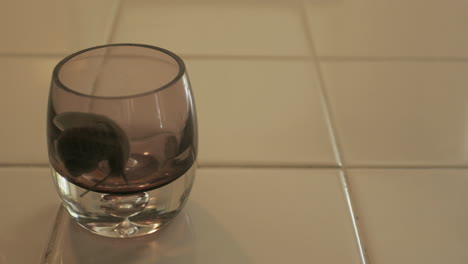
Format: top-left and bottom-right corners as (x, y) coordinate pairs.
(1, 0), (468, 263)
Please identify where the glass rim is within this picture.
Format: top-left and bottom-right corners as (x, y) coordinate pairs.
(52, 43), (186, 100)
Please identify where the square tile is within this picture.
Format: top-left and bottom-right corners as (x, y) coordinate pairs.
(0, 57), (60, 164)
(0, 168), (59, 264)
(349, 169), (468, 264)
(186, 59), (337, 166)
(113, 0), (309, 56)
(306, 0), (468, 57)
(42, 168), (361, 264)
(0, 0), (117, 54)
(321, 61), (468, 166)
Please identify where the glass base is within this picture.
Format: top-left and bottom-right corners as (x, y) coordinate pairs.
(83, 218), (165, 238)
(52, 164), (196, 238)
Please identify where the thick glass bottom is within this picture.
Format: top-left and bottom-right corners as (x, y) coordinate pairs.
(51, 164), (196, 238)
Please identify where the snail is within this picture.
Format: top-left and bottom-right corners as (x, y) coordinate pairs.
(53, 112), (130, 194)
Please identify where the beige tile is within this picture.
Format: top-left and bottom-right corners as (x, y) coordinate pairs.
(0, 168), (59, 264)
(0, 57), (60, 164)
(349, 169), (468, 264)
(186, 59), (337, 166)
(113, 0), (309, 56)
(306, 0), (468, 57)
(322, 61), (468, 166)
(0, 0), (117, 54)
(42, 168), (361, 264)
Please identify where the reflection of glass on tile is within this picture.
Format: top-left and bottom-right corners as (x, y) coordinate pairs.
(42, 168), (362, 264)
(41, 206), (196, 264)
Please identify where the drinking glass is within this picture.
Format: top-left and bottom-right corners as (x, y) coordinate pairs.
(47, 44), (197, 238)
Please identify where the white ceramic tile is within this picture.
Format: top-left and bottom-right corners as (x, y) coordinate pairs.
(0, 57), (60, 164)
(0, 0), (117, 54)
(306, 0), (468, 57)
(0, 168), (59, 264)
(186, 59), (337, 166)
(42, 168), (361, 264)
(321, 61), (468, 166)
(348, 169), (468, 264)
(113, 0), (309, 56)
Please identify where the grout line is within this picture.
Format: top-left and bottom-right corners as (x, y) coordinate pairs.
(40, 206), (65, 264)
(85, 0), (123, 101)
(0, 53), (311, 61)
(348, 165), (468, 170)
(105, 0), (124, 44)
(298, 5), (345, 179)
(1, 53), (467, 62)
(299, 2), (369, 264)
(0, 164), (49, 168)
(198, 163), (341, 169)
(181, 54), (313, 61)
(0, 53), (66, 58)
(319, 56), (468, 62)
(339, 171), (368, 262)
